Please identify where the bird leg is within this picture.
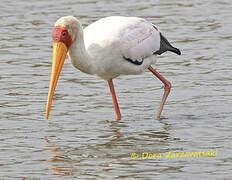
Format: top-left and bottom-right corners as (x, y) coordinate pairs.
(108, 79), (121, 120)
(148, 66), (171, 118)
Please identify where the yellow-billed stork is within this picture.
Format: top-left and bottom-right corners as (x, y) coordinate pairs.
(46, 16), (181, 120)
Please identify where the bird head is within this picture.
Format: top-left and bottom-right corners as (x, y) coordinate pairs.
(46, 16), (80, 119)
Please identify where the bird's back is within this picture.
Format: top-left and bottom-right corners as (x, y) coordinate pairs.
(83, 16), (160, 64)
(84, 16), (148, 46)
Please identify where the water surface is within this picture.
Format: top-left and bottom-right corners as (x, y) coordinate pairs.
(0, 0), (232, 179)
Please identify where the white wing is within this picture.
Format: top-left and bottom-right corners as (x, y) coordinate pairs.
(119, 19), (160, 64)
(84, 17), (161, 64)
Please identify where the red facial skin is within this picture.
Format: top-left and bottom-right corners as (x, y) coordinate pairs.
(53, 26), (72, 49)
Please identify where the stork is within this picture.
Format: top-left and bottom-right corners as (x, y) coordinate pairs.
(46, 16), (181, 120)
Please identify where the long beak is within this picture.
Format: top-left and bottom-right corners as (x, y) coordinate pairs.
(46, 42), (68, 119)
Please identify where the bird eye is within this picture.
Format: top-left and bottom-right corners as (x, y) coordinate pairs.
(62, 32), (66, 37)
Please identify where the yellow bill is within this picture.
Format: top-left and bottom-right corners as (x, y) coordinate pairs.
(46, 42), (68, 119)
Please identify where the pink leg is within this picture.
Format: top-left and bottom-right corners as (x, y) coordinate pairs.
(108, 79), (121, 120)
(148, 66), (171, 118)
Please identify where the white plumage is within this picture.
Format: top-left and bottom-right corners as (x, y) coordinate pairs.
(56, 16), (161, 80)
(84, 16), (160, 61)
(46, 16), (181, 120)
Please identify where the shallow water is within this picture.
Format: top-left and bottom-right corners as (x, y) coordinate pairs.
(0, 0), (232, 179)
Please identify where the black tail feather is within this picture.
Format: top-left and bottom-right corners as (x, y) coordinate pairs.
(154, 33), (181, 55)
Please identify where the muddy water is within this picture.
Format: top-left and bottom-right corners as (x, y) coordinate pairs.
(0, 0), (232, 179)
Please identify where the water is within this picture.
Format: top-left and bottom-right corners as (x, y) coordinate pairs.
(0, 0), (232, 179)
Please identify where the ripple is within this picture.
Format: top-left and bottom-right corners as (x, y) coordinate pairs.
(0, 0), (232, 179)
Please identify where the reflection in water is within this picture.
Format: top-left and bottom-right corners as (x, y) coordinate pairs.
(45, 137), (79, 177)
(109, 121), (124, 138)
(44, 121), (125, 177)
(1, 0), (232, 178)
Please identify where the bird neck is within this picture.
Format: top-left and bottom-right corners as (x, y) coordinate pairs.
(68, 28), (95, 75)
